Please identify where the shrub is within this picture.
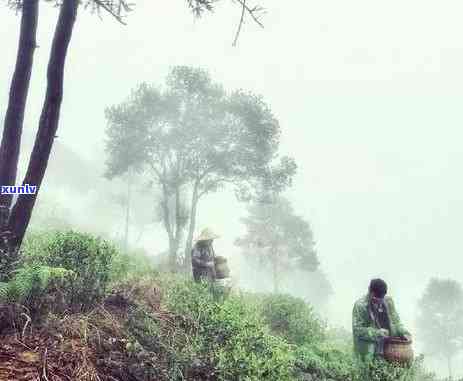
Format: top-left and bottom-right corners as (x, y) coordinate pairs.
(355, 356), (433, 381)
(124, 304), (198, 380)
(0, 264), (72, 306)
(295, 342), (357, 380)
(259, 293), (326, 346)
(21, 230), (117, 311)
(295, 344), (438, 381)
(163, 278), (296, 380)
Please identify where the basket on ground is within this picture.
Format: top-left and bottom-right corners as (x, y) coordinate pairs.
(214, 256), (230, 279)
(384, 337), (414, 365)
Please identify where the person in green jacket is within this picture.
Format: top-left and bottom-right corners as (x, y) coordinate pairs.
(352, 278), (411, 361)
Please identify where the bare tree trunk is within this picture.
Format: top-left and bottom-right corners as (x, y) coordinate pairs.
(172, 185), (183, 262)
(160, 183), (176, 270)
(184, 181), (199, 274)
(123, 169), (132, 252)
(0, 0), (39, 225)
(7, 0), (79, 248)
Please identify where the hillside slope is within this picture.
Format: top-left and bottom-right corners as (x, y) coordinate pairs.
(0, 230), (442, 381)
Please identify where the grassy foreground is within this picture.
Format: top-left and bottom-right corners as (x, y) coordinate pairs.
(0, 230), (446, 380)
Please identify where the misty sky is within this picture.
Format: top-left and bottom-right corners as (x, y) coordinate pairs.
(2, 1), (463, 373)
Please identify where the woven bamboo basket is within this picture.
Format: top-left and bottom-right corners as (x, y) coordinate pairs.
(384, 337), (414, 365)
(214, 256), (230, 279)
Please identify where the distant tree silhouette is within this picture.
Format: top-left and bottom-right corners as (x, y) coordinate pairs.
(417, 278), (463, 380)
(236, 195), (318, 292)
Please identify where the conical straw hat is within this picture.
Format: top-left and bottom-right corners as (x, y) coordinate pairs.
(195, 228), (220, 242)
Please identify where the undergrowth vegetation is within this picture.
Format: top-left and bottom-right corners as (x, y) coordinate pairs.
(259, 293), (326, 345)
(0, 229), (450, 380)
(21, 230), (117, 311)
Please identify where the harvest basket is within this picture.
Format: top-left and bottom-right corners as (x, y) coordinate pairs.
(384, 337), (414, 365)
(214, 256), (230, 279)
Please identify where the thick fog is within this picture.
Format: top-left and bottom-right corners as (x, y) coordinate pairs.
(2, 0), (463, 376)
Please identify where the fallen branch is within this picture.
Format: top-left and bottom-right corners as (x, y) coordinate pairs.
(21, 312), (31, 340)
(42, 347), (49, 381)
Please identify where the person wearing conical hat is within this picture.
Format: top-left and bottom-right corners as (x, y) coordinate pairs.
(191, 228), (220, 283)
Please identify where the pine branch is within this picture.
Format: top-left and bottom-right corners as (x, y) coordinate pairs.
(234, 0), (265, 29)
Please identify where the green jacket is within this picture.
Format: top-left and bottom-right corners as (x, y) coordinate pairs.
(352, 294), (410, 360)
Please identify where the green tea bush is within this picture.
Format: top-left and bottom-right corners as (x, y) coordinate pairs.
(163, 277), (296, 380)
(260, 293), (326, 346)
(123, 304), (199, 380)
(295, 345), (439, 381)
(21, 230), (117, 311)
(295, 342), (357, 380)
(0, 264), (72, 305)
(355, 356), (433, 381)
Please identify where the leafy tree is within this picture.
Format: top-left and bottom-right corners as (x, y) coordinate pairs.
(105, 67), (296, 270)
(417, 278), (463, 380)
(0, 0), (265, 261)
(104, 82), (186, 269)
(235, 196), (318, 292)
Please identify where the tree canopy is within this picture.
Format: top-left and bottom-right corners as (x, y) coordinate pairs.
(105, 67), (295, 197)
(105, 66), (295, 268)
